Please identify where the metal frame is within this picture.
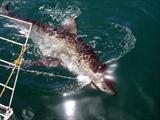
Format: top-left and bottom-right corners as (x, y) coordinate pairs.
(0, 14), (32, 120)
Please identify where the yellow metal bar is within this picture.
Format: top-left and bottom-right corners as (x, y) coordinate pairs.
(0, 66), (16, 98)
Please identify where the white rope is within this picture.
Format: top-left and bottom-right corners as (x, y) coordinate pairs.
(0, 36), (23, 46)
(0, 59), (16, 67)
(0, 63), (76, 80)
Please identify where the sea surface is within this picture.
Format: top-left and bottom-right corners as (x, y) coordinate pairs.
(0, 0), (160, 120)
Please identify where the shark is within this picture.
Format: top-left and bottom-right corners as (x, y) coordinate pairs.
(1, 2), (116, 95)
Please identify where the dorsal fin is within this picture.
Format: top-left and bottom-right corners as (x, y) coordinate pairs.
(61, 17), (77, 35)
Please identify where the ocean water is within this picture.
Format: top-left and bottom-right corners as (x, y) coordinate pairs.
(0, 0), (160, 120)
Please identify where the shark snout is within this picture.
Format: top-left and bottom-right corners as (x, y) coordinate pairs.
(91, 79), (116, 96)
(101, 80), (117, 96)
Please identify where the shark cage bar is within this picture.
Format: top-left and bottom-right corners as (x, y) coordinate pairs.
(0, 14), (32, 120)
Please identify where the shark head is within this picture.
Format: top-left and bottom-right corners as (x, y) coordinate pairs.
(90, 63), (117, 96)
(77, 63), (117, 96)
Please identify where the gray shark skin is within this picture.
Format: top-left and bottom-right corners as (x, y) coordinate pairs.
(1, 2), (116, 96)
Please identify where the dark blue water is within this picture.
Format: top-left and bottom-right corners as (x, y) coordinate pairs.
(0, 0), (160, 120)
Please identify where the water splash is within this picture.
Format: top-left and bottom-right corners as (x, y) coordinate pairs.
(96, 23), (136, 63)
(39, 4), (81, 26)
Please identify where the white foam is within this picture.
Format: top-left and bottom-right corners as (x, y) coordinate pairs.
(77, 75), (91, 84)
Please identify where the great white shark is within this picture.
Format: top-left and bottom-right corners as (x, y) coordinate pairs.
(2, 2), (116, 95)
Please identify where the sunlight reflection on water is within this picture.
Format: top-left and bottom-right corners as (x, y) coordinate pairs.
(64, 100), (76, 120)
